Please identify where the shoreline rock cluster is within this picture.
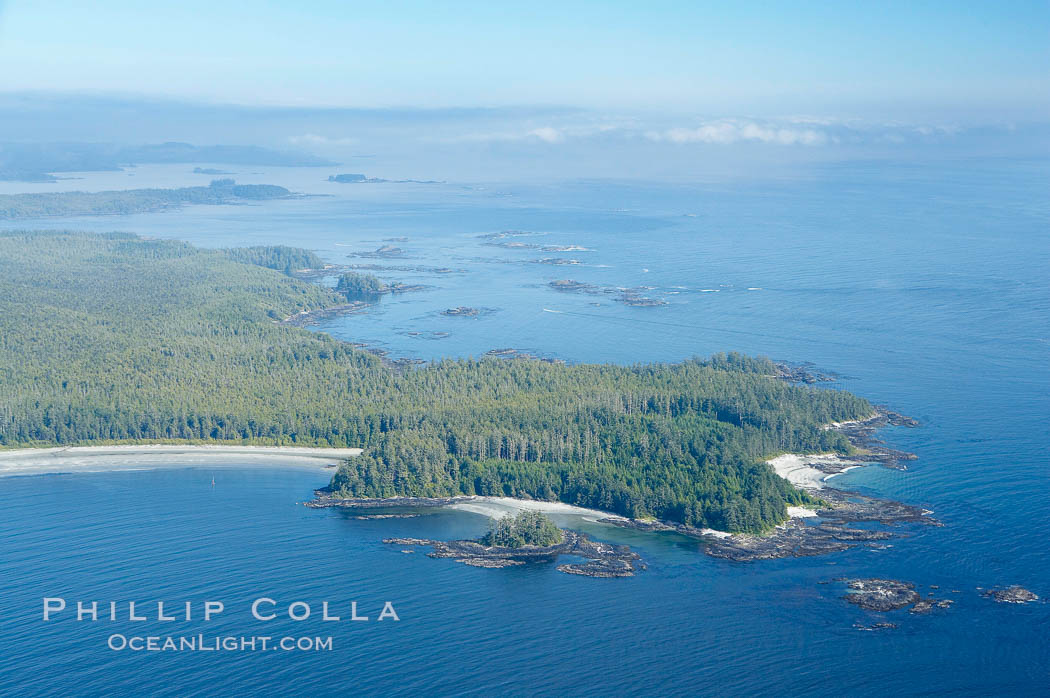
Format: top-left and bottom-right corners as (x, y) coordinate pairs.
(547, 279), (668, 307)
(348, 263), (463, 274)
(483, 347), (565, 364)
(772, 361), (839, 384)
(828, 408), (920, 469)
(306, 494), (476, 510)
(602, 483), (938, 562)
(280, 301), (370, 327)
(382, 530), (644, 578)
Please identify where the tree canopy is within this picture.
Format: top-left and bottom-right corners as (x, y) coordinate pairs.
(480, 511), (563, 548)
(0, 180), (291, 219)
(335, 271), (389, 300)
(0, 231), (873, 532)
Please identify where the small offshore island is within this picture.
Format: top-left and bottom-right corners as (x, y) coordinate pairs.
(382, 511), (644, 578)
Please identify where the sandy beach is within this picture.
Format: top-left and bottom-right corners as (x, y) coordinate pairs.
(766, 453), (867, 491)
(449, 496), (623, 523)
(0, 445), (361, 477)
(449, 495), (818, 535)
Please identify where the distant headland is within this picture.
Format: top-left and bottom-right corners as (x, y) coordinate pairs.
(328, 173), (442, 184)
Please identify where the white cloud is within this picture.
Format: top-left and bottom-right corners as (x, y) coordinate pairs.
(647, 119), (829, 146)
(527, 126), (563, 143)
(434, 125), (569, 144)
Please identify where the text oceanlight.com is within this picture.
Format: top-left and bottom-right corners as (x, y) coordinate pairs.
(107, 635), (333, 652)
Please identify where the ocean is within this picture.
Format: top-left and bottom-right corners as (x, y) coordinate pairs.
(1, 157), (1048, 695)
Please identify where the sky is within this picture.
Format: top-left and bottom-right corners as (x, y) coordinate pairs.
(0, 1), (1047, 180)
(0, 0), (1047, 119)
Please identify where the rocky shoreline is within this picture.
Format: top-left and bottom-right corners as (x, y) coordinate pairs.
(828, 407), (920, 469)
(305, 409), (932, 563)
(382, 530), (644, 578)
(280, 301), (371, 328)
(601, 408), (934, 562)
(306, 494), (477, 510)
(305, 405), (933, 564)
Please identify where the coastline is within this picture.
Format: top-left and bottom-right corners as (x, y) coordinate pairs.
(447, 496), (625, 522)
(10, 410), (927, 562)
(766, 453), (866, 490)
(0, 444), (361, 477)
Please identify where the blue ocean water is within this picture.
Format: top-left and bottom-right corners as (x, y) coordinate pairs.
(1, 158), (1048, 696)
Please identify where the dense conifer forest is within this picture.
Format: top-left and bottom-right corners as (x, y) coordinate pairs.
(222, 245), (325, 274)
(335, 271), (389, 300)
(0, 179), (291, 219)
(481, 511), (563, 548)
(0, 231), (874, 531)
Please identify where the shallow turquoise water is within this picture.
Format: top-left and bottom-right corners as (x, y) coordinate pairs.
(1, 158), (1047, 695)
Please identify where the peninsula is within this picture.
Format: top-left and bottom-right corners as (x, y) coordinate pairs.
(0, 179), (294, 220)
(0, 141), (334, 182)
(3, 230), (880, 534)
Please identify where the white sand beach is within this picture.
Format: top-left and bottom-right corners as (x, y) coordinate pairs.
(449, 496), (623, 523)
(766, 453), (867, 491)
(0, 445), (361, 478)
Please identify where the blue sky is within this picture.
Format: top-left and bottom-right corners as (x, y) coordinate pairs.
(0, 0), (1047, 119)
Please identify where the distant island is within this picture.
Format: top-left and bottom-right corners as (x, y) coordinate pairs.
(0, 141), (336, 182)
(329, 173), (442, 184)
(0, 179), (293, 219)
(193, 167), (234, 175)
(0, 230), (879, 534)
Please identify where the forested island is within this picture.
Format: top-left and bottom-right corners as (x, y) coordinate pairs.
(0, 179), (293, 219)
(0, 231), (876, 533)
(335, 271), (425, 301)
(384, 512), (644, 577)
(482, 510), (563, 547)
(0, 141), (334, 182)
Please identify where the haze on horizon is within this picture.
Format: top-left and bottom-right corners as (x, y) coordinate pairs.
(1, 1), (1047, 180)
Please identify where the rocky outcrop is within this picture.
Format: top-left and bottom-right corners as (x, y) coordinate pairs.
(382, 537), (436, 546)
(280, 302), (370, 327)
(546, 279), (667, 307)
(838, 578), (956, 614)
(826, 407), (920, 469)
(442, 306), (481, 317)
(307, 495), (477, 509)
(982, 586), (1039, 604)
(383, 530), (645, 578)
(842, 579), (921, 611)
